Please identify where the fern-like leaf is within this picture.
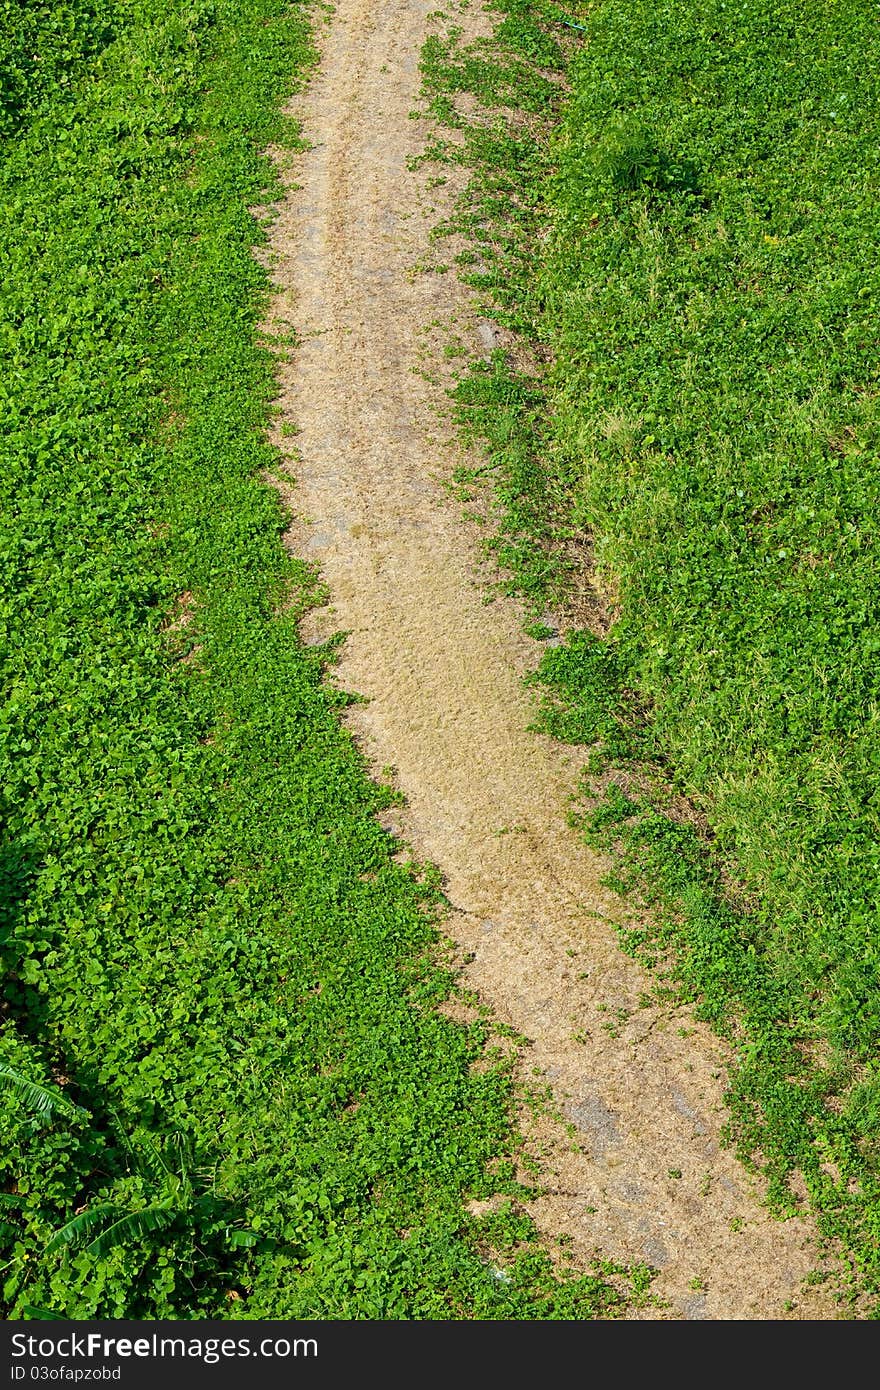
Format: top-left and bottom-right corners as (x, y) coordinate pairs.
(84, 1200), (177, 1258)
(132, 1133), (171, 1185)
(45, 1203), (118, 1255)
(0, 1065), (86, 1121)
(166, 1131), (194, 1191)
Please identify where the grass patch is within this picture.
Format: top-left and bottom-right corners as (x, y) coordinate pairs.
(0, 0), (629, 1319)
(420, 0), (880, 1307)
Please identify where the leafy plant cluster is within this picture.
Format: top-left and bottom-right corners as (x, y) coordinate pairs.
(0, 0), (630, 1321)
(0, 0), (117, 141)
(420, 0), (880, 1305)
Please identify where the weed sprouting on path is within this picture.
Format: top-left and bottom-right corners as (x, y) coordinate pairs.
(0, 0), (629, 1319)
(420, 0), (880, 1308)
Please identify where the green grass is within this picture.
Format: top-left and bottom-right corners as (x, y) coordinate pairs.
(0, 0), (631, 1320)
(419, 0), (880, 1307)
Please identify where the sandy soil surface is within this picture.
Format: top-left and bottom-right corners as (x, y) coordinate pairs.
(265, 0), (836, 1319)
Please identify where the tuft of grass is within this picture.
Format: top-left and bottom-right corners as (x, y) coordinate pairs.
(420, 0), (880, 1307)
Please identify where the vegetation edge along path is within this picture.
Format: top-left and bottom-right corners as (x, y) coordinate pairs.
(265, 0), (836, 1319)
(1, 0), (625, 1319)
(418, 0), (879, 1310)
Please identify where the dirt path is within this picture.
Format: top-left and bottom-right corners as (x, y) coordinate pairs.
(266, 0), (833, 1319)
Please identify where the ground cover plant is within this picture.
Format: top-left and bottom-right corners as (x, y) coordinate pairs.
(0, 0), (631, 1319)
(0, 0), (115, 142)
(420, 0), (880, 1305)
